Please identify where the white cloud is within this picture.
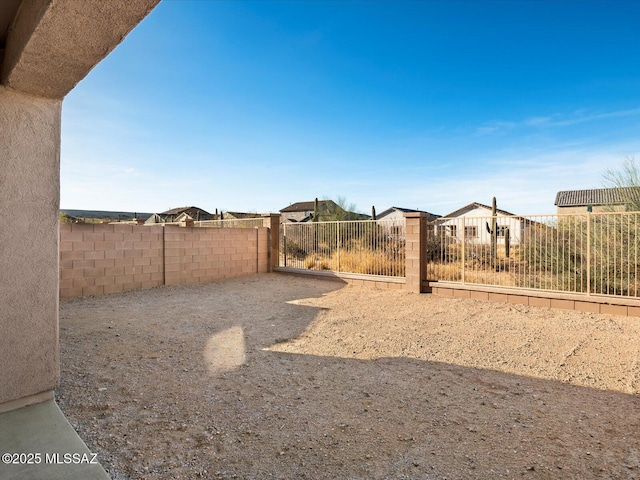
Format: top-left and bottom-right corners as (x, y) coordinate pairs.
(475, 120), (517, 136)
(524, 115), (556, 127)
(60, 137), (640, 217)
(365, 143), (640, 217)
(477, 107), (640, 135)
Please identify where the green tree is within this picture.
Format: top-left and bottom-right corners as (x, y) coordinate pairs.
(319, 196), (362, 221)
(602, 156), (640, 211)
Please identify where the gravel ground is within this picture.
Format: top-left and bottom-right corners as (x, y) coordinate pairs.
(57, 273), (640, 479)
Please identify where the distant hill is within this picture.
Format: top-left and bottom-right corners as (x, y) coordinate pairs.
(60, 209), (154, 221)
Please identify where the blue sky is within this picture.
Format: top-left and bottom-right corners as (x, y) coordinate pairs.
(61, 0), (640, 216)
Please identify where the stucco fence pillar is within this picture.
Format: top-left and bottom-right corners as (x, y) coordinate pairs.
(262, 213), (281, 273)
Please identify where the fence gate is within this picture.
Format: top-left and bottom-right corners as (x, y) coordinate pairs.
(280, 220), (406, 277)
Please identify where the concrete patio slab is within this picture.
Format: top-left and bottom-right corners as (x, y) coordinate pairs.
(0, 400), (109, 480)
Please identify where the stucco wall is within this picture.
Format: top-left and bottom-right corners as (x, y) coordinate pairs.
(376, 209), (405, 225)
(437, 209), (523, 245)
(0, 0), (159, 414)
(59, 224), (270, 299)
(0, 87), (61, 405)
(281, 211), (310, 222)
(556, 205), (625, 214)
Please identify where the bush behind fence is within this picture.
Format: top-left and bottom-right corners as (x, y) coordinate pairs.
(280, 220), (406, 277)
(278, 212), (640, 299)
(427, 212), (640, 298)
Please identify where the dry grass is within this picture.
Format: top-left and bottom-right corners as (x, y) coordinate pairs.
(427, 262), (519, 285)
(427, 262), (462, 281)
(336, 249), (404, 276)
(303, 248), (404, 276)
(304, 255), (331, 270)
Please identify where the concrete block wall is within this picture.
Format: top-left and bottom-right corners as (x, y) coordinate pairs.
(59, 223), (269, 299)
(59, 223), (164, 298)
(163, 226), (268, 286)
(428, 284), (640, 317)
(404, 213), (427, 293)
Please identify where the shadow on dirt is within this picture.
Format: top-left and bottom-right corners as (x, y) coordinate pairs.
(58, 274), (640, 479)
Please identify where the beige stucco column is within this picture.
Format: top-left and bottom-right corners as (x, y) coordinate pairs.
(0, 0), (159, 411)
(0, 87), (62, 410)
(404, 212), (428, 294)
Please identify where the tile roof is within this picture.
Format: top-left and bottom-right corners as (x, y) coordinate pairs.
(159, 206), (214, 221)
(442, 202), (516, 219)
(280, 200), (337, 213)
(554, 187), (640, 207)
(225, 212), (262, 219)
(376, 207), (441, 221)
(161, 206), (212, 216)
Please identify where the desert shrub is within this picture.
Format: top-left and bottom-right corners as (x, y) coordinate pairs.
(425, 225), (462, 279)
(427, 261), (462, 281)
(304, 255), (331, 270)
(519, 221), (588, 292)
(589, 213), (640, 296)
(336, 248), (404, 276)
(424, 232), (445, 263)
(441, 243), (462, 263)
(464, 244), (493, 269)
(284, 239), (306, 259)
(518, 215), (640, 296)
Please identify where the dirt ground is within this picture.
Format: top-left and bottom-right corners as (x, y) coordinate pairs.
(57, 273), (640, 480)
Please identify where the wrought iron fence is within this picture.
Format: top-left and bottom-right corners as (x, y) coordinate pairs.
(280, 220), (406, 277)
(195, 218), (264, 228)
(427, 212), (640, 298)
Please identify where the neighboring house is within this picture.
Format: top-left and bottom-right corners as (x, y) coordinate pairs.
(437, 202), (527, 245)
(173, 212), (195, 223)
(555, 187), (640, 213)
(144, 213), (165, 225)
(60, 209), (152, 223)
(159, 206), (214, 222)
(373, 207), (440, 240)
(376, 207), (441, 225)
(280, 200), (369, 222)
(146, 211), (194, 224)
(147, 209), (261, 224)
(280, 200), (339, 222)
(224, 211), (262, 220)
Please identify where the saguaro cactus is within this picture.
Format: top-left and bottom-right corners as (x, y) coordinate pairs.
(485, 197), (498, 263)
(312, 198), (319, 254)
(504, 226), (510, 258)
